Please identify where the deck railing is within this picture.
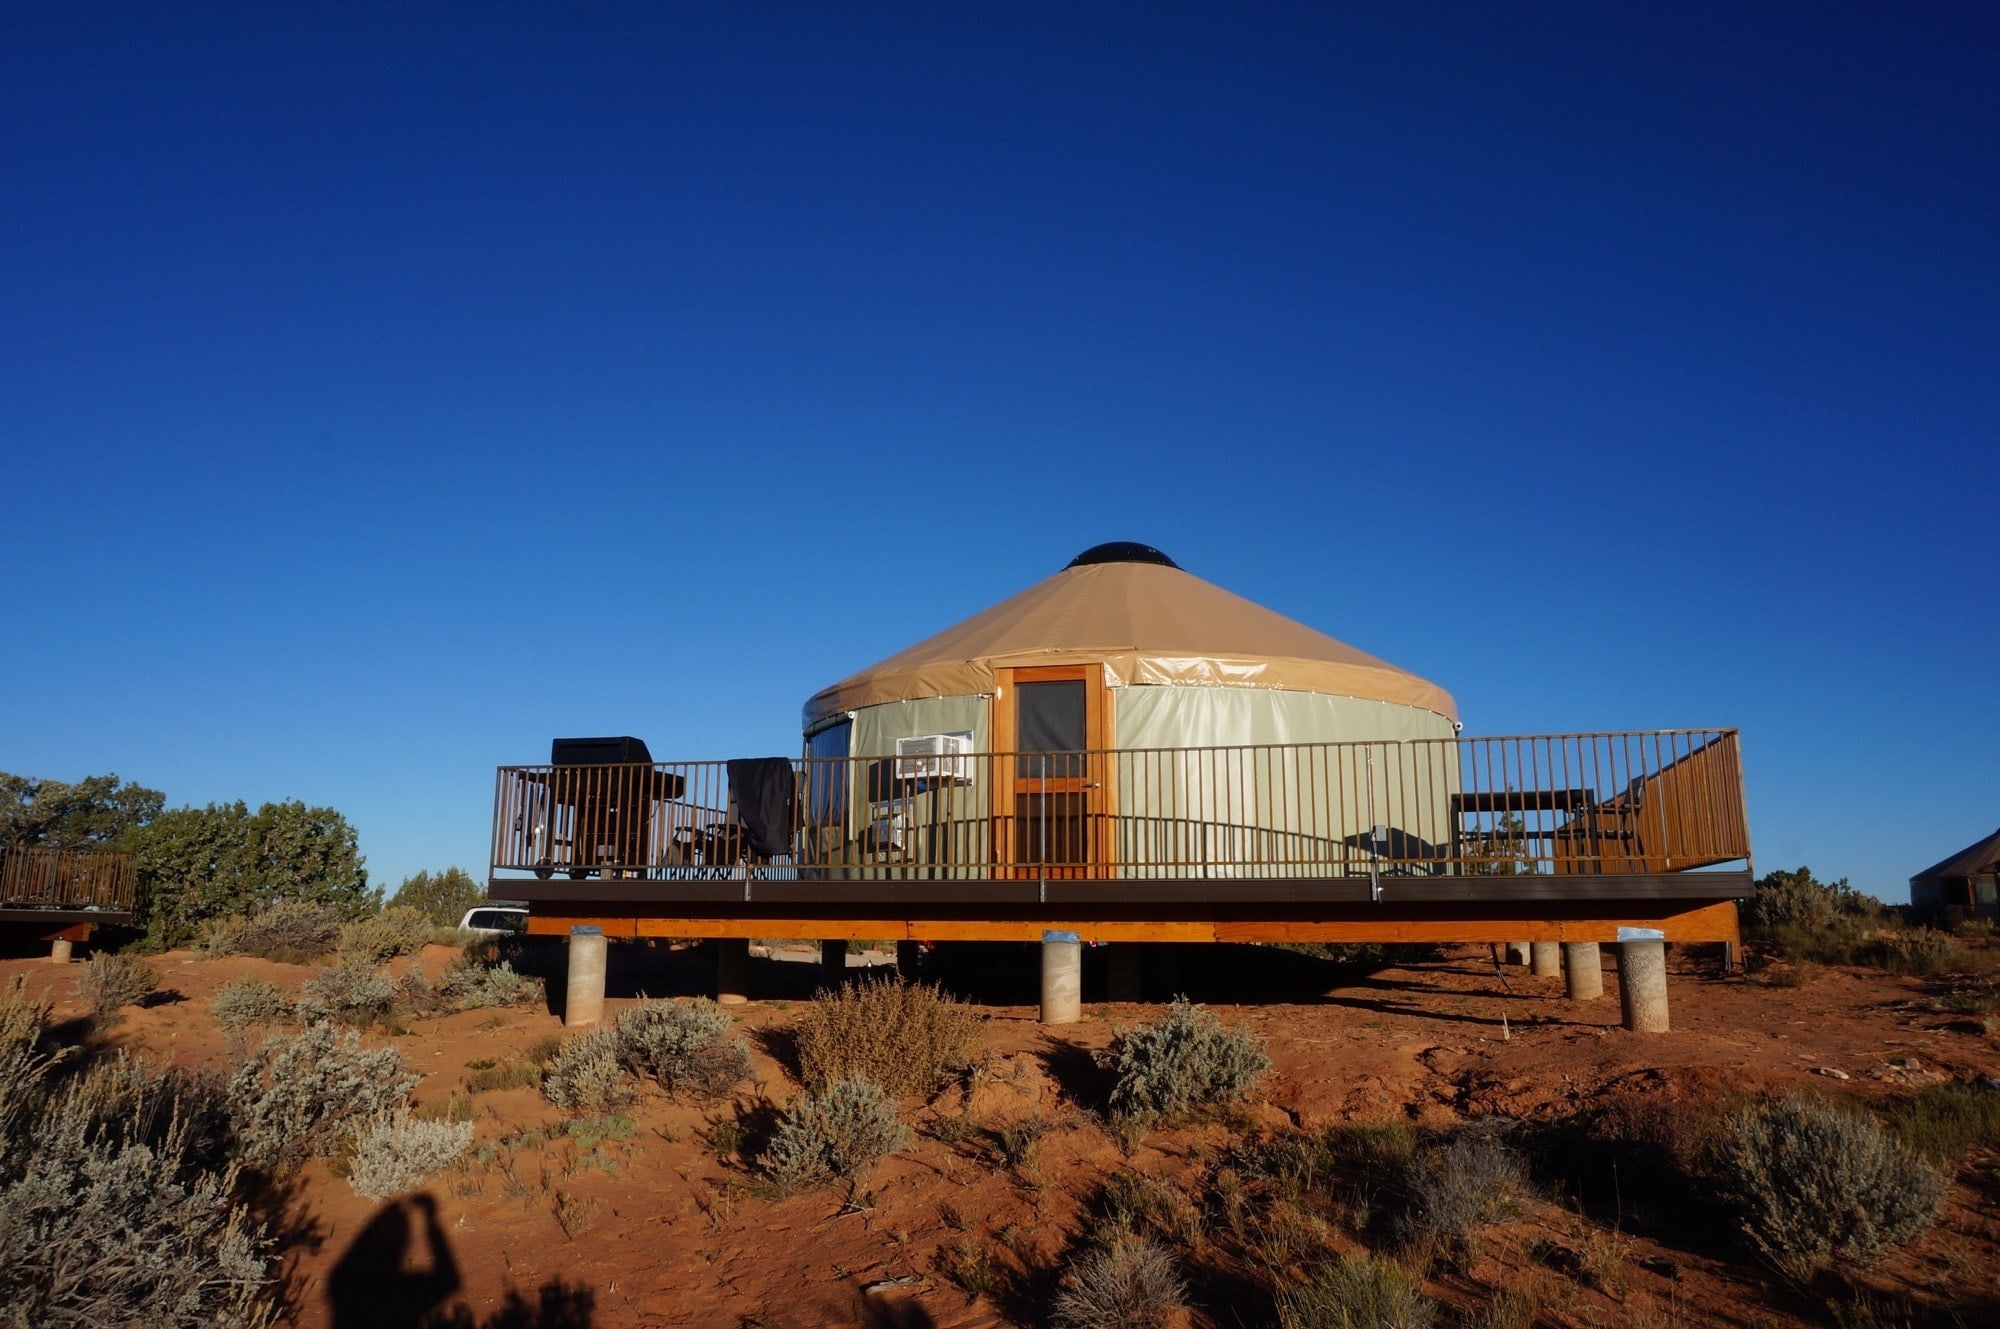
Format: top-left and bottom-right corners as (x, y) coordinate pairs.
(491, 730), (1747, 884)
(0, 847), (137, 912)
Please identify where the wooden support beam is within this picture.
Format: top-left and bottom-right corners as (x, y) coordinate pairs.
(524, 899), (1742, 945)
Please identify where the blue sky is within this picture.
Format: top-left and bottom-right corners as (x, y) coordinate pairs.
(5, 4), (1995, 901)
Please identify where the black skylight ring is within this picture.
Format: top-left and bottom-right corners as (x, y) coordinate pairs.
(1065, 542), (1180, 570)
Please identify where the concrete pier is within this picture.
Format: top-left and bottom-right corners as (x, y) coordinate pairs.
(564, 926), (607, 1028)
(1505, 942), (1531, 966)
(819, 939), (849, 991)
(1618, 939), (1670, 1033)
(1107, 943), (1143, 1003)
(1530, 942), (1562, 978)
(1563, 941), (1604, 1001)
(714, 938), (749, 1005)
(49, 937), (73, 964)
(1040, 932), (1082, 1025)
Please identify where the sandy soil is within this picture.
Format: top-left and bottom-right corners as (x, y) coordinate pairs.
(9, 939), (2000, 1329)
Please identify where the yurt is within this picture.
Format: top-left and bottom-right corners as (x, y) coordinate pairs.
(799, 543), (1460, 879)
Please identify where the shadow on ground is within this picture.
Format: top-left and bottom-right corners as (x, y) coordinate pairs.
(326, 1192), (594, 1329)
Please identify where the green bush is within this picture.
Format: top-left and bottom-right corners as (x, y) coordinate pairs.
(762, 1078), (907, 1190)
(794, 976), (982, 1099)
(1050, 1238), (1186, 1329)
(209, 977), (293, 1031)
(1716, 1095), (1945, 1285)
(0, 994), (273, 1326)
(226, 1023), (417, 1174)
(386, 867), (486, 928)
(541, 1029), (634, 1114)
(1391, 1131), (1527, 1270)
(616, 998), (749, 1100)
(1276, 1251), (1437, 1329)
(296, 962), (395, 1026)
(129, 798), (373, 948)
(346, 1110), (474, 1201)
(76, 952), (159, 1023)
(1103, 998), (1269, 1123)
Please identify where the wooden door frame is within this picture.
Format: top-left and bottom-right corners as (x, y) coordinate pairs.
(992, 665), (1117, 875)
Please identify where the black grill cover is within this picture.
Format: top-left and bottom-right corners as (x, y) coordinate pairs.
(551, 736), (653, 765)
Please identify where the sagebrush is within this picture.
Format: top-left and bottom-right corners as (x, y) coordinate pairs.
(345, 1110), (474, 1201)
(794, 976), (982, 1099)
(541, 1028), (634, 1114)
(226, 1023), (417, 1173)
(616, 998), (749, 1099)
(399, 958), (541, 1017)
(202, 900), (346, 962)
(762, 1077), (907, 1190)
(296, 962), (395, 1026)
(209, 977), (293, 1031)
(77, 951), (160, 1023)
(1103, 997), (1269, 1122)
(1716, 1095), (1944, 1285)
(337, 906), (438, 964)
(1391, 1130), (1528, 1270)
(1051, 1238), (1186, 1329)
(0, 984), (273, 1326)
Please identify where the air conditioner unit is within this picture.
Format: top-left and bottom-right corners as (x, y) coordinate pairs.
(894, 733), (974, 782)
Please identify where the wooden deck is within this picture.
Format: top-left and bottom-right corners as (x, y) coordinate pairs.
(494, 731), (1751, 946)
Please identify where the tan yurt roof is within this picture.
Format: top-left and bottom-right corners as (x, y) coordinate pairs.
(804, 546), (1457, 726)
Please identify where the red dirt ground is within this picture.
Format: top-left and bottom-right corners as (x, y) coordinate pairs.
(9, 940), (2000, 1328)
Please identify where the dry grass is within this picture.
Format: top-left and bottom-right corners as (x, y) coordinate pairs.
(794, 976), (982, 1099)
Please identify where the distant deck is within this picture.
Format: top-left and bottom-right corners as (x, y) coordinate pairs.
(0, 847), (136, 935)
(491, 731), (1751, 944)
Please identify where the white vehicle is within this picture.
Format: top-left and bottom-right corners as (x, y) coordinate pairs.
(458, 904), (529, 936)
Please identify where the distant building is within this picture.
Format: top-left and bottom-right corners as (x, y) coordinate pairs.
(1911, 828), (2000, 922)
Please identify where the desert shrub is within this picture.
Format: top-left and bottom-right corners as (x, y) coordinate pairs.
(1103, 998), (1269, 1123)
(0, 976), (49, 1052)
(1391, 1131), (1528, 1269)
(1883, 927), (1962, 977)
(77, 951), (159, 1021)
(1246, 1120), (1418, 1229)
(439, 958), (540, 1009)
(1716, 1095), (1945, 1285)
(0, 1000), (272, 1327)
(209, 977), (293, 1031)
(345, 1110), (474, 1201)
(540, 1028), (635, 1114)
(296, 962), (395, 1026)
(616, 998), (749, 1099)
(1276, 1251), (1437, 1329)
(337, 906), (437, 965)
(204, 899), (348, 962)
(1744, 867), (1891, 965)
(762, 1078), (908, 1190)
(399, 958), (542, 1017)
(226, 1023), (417, 1173)
(793, 976), (982, 1099)
(1882, 1082), (2000, 1163)
(1050, 1238), (1186, 1329)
